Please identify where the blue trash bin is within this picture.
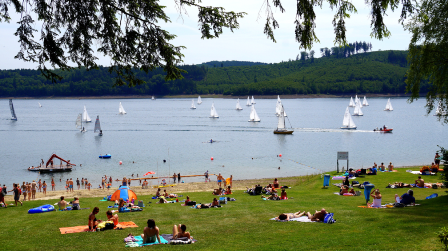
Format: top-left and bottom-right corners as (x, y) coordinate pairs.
(364, 184), (375, 204)
(323, 174), (330, 187)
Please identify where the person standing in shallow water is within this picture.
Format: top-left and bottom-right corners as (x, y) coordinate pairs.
(178, 173), (181, 183)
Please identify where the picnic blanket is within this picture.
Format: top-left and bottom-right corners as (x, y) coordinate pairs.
(59, 221), (138, 234)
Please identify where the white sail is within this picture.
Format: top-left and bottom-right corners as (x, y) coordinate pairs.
(341, 107), (356, 129)
(152, 96), (155, 100)
(191, 99), (196, 109)
(246, 96), (251, 106)
(276, 101), (281, 115)
(435, 102), (446, 116)
(363, 96), (369, 106)
(38, 102), (42, 108)
(210, 103), (219, 118)
(76, 113), (85, 132)
(384, 98), (393, 111)
(119, 102), (126, 114)
(94, 115), (101, 133)
(248, 105), (261, 122)
(197, 96), (202, 105)
(277, 106), (285, 129)
(9, 99), (17, 120)
(251, 96), (256, 104)
(236, 98), (243, 110)
(353, 101), (363, 116)
(349, 97), (355, 107)
(82, 105), (92, 122)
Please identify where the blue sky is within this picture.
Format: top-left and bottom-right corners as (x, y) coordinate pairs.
(0, 1), (411, 69)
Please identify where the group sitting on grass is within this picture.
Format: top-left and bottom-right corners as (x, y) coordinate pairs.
(140, 219), (193, 244)
(118, 198), (142, 212)
(195, 198), (220, 209)
(88, 207), (120, 232)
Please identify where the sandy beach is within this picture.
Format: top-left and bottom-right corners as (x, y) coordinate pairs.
(3, 165), (422, 202)
(3, 176), (305, 202)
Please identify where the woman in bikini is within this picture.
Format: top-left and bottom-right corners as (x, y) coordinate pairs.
(141, 219), (161, 244)
(21, 182), (27, 201)
(155, 188), (161, 197)
(88, 207), (101, 232)
(51, 178), (55, 191)
(42, 181), (47, 195)
(276, 211), (305, 221)
(173, 224), (191, 239)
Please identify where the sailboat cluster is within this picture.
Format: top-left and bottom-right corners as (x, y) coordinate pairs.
(342, 96), (396, 130)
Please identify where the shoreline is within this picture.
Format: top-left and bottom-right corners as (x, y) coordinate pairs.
(1, 93), (412, 100)
(3, 165), (424, 202)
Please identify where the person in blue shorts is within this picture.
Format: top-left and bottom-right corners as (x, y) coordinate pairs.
(395, 189), (415, 205)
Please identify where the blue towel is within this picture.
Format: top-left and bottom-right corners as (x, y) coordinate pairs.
(134, 235), (168, 246)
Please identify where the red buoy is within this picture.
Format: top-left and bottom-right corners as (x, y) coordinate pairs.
(211, 157), (214, 160)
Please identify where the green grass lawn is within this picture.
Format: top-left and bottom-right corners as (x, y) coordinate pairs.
(2, 168), (447, 250)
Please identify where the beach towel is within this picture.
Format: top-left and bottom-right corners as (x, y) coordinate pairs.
(332, 176), (355, 180)
(270, 216), (316, 222)
(99, 199), (108, 202)
(59, 221), (138, 234)
(125, 235), (169, 247)
(161, 234), (197, 244)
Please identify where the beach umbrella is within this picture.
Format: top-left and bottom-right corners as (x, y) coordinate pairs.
(110, 186), (137, 202)
(143, 171), (155, 176)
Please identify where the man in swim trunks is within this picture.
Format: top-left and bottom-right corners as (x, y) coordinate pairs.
(204, 170), (209, 182)
(31, 180), (37, 199)
(415, 176), (424, 188)
(76, 178), (80, 190)
(141, 219), (161, 244)
(69, 178), (74, 192)
(217, 173), (224, 188)
(379, 163), (386, 171)
(388, 162), (394, 172)
(58, 196), (68, 210)
(435, 153), (441, 167)
(306, 208), (328, 222)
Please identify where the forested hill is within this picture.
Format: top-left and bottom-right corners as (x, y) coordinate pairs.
(0, 50), (424, 97)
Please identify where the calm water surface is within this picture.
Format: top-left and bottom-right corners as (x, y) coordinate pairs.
(1, 97), (445, 189)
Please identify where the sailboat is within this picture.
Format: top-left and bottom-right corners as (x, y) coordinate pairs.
(210, 103), (219, 118)
(251, 96), (256, 104)
(94, 115), (102, 136)
(82, 105), (92, 122)
(274, 105), (293, 134)
(236, 98), (243, 110)
(197, 96), (202, 105)
(9, 99), (17, 121)
(190, 99), (196, 109)
(275, 96), (287, 117)
(353, 101), (364, 116)
(119, 102), (126, 114)
(384, 98), (393, 111)
(248, 104), (261, 122)
(341, 107), (357, 129)
(349, 97), (355, 107)
(38, 102), (42, 108)
(362, 96), (369, 106)
(434, 102), (446, 116)
(246, 96), (251, 106)
(151, 96), (155, 100)
(76, 113), (86, 132)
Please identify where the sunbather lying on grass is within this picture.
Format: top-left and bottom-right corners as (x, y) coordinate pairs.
(275, 211), (305, 221)
(387, 182), (411, 188)
(306, 208), (328, 222)
(261, 194), (280, 200)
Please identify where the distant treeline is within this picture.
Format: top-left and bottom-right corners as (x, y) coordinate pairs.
(0, 50), (425, 97)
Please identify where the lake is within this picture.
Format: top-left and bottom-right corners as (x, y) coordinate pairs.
(1, 97), (445, 189)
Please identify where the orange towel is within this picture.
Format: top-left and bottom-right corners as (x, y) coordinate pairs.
(59, 221), (138, 234)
